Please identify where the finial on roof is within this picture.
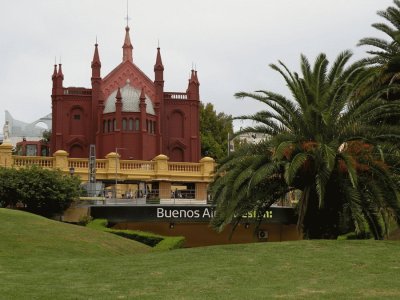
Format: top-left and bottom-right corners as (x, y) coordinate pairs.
(57, 63), (64, 78)
(140, 87), (146, 102)
(116, 87), (122, 102)
(154, 46), (164, 71)
(125, 0), (130, 27)
(122, 23), (133, 62)
(52, 63), (57, 78)
(92, 41), (101, 70)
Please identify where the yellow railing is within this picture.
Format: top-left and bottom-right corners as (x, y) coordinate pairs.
(120, 160), (155, 171)
(0, 143), (215, 183)
(168, 162), (201, 173)
(13, 156), (55, 168)
(68, 159), (108, 170)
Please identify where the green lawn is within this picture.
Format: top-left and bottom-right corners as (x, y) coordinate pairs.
(1, 208), (399, 299)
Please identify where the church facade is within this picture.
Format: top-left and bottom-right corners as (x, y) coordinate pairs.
(51, 25), (201, 162)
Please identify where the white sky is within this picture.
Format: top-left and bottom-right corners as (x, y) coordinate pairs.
(0, 0), (394, 131)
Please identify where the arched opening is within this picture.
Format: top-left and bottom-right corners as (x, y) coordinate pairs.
(122, 119), (127, 131)
(103, 120), (108, 133)
(170, 147), (184, 162)
(170, 110), (184, 138)
(70, 107), (84, 135)
(135, 119), (140, 131)
(129, 118), (134, 131)
(69, 144), (84, 158)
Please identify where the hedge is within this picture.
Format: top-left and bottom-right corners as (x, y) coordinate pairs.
(86, 219), (185, 250)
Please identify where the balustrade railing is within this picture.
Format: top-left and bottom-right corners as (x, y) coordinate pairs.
(1, 147), (214, 182)
(68, 159), (89, 169)
(120, 160), (155, 171)
(96, 160), (107, 170)
(164, 92), (188, 100)
(13, 156), (54, 168)
(168, 162), (201, 173)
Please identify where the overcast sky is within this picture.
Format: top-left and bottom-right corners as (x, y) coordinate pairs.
(0, 0), (394, 131)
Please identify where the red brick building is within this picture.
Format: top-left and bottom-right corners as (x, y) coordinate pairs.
(51, 25), (201, 162)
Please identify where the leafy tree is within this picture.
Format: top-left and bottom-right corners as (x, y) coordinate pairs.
(0, 166), (81, 217)
(41, 130), (51, 143)
(0, 167), (21, 208)
(200, 102), (233, 160)
(210, 51), (400, 239)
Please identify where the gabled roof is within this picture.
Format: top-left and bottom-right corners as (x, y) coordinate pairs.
(102, 61), (156, 101)
(104, 81), (155, 115)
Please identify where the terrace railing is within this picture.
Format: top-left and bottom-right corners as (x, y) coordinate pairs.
(0, 143), (215, 184)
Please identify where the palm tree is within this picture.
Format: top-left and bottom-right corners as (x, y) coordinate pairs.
(359, 0), (400, 69)
(210, 51), (400, 239)
(358, 0), (400, 108)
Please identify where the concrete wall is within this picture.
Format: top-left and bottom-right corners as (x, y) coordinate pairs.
(114, 222), (301, 248)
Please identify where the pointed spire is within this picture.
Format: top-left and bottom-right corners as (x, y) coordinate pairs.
(187, 67), (200, 101)
(154, 47), (164, 71)
(91, 42), (101, 79)
(122, 26), (133, 63)
(57, 64), (64, 79)
(189, 69), (196, 83)
(52, 64), (57, 79)
(140, 87), (146, 103)
(116, 87), (122, 103)
(92, 43), (101, 65)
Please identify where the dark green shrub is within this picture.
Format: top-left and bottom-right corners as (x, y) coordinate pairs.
(154, 236), (185, 251)
(86, 219), (185, 249)
(0, 166), (80, 217)
(77, 215), (93, 226)
(111, 230), (163, 247)
(86, 218), (108, 230)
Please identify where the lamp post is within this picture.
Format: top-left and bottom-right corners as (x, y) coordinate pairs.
(69, 167), (75, 177)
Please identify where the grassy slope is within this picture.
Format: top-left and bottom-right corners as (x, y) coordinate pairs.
(0, 208), (150, 258)
(1, 208), (400, 299)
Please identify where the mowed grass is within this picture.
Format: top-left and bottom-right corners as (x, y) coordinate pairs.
(1, 208), (400, 299)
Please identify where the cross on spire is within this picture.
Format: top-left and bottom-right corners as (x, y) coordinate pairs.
(125, 0), (131, 27)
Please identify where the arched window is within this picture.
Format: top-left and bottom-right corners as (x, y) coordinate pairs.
(129, 118), (134, 131)
(122, 118), (127, 131)
(113, 119), (117, 131)
(108, 120), (112, 132)
(103, 120), (107, 133)
(135, 119), (140, 131)
(170, 110), (184, 138)
(150, 121), (153, 134)
(170, 147), (184, 162)
(69, 144), (84, 158)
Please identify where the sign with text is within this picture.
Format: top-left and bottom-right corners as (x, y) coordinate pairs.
(90, 205), (296, 224)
